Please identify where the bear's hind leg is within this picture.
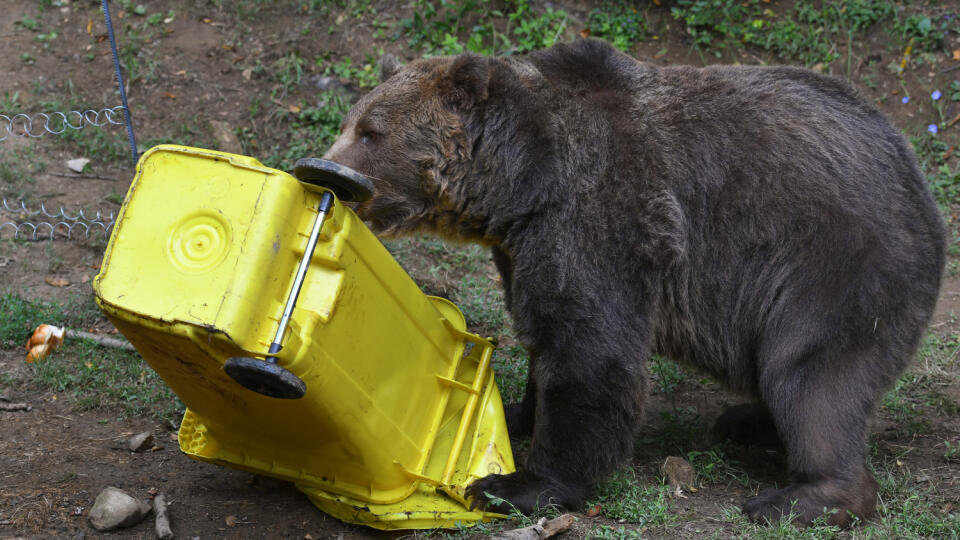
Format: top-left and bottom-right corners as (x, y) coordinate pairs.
(744, 345), (884, 527)
(714, 403), (783, 449)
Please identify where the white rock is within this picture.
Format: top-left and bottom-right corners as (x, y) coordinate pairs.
(89, 486), (151, 531)
(128, 431), (154, 452)
(67, 158), (90, 173)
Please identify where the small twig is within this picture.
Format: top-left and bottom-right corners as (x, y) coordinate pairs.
(86, 434), (130, 441)
(0, 402), (32, 412)
(940, 64), (960, 74)
(154, 493), (173, 539)
(66, 329), (135, 351)
(948, 112), (960, 129)
(49, 172), (118, 181)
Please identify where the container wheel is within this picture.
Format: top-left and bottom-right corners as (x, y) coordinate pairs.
(293, 158), (374, 202)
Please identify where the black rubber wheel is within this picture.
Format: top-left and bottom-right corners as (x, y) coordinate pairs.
(223, 356), (306, 399)
(293, 158), (374, 202)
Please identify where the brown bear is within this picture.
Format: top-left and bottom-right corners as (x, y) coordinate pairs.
(322, 39), (945, 527)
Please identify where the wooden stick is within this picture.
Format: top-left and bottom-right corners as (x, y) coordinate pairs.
(65, 329), (135, 351)
(49, 172), (118, 181)
(154, 493), (173, 539)
(491, 514), (576, 540)
(947, 112), (960, 129)
(0, 402), (32, 412)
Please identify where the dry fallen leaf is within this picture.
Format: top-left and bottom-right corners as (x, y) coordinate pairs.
(953, 49), (960, 61)
(81, 274), (91, 283)
(289, 105), (301, 113)
(225, 515), (238, 527)
(163, 92), (177, 99)
(45, 277), (70, 287)
(86, 18), (92, 35)
(579, 28), (590, 39)
(586, 504), (601, 517)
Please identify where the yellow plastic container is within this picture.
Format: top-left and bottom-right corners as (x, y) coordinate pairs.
(93, 145), (514, 529)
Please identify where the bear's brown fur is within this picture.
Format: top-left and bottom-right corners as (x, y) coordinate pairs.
(322, 39), (945, 526)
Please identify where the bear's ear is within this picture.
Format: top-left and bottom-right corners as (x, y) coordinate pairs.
(379, 54), (403, 82)
(441, 54), (490, 108)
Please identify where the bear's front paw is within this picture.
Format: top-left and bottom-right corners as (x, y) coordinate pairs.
(465, 471), (585, 515)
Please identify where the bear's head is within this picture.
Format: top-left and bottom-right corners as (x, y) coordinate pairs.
(323, 54), (492, 237)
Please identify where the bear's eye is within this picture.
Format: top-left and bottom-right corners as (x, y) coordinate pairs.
(358, 130), (380, 145)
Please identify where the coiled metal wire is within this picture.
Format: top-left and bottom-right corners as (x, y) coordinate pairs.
(0, 106), (127, 141)
(1, 199), (115, 241)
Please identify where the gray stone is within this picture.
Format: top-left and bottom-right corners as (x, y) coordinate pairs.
(88, 487), (151, 531)
(128, 431), (154, 452)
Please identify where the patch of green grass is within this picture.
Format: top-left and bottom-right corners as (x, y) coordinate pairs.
(414, 236), (490, 274)
(35, 30), (57, 43)
(881, 332), (960, 432)
(649, 355), (685, 396)
(240, 91), (349, 171)
(1, 90), (23, 113)
(0, 292), (183, 425)
(585, 525), (643, 539)
(880, 370), (953, 437)
(272, 52), (307, 99)
(912, 133), (960, 209)
(59, 128), (128, 165)
(686, 445), (750, 487)
(894, 13), (956, 52)
(586, 0), (648, 52)
(714, 504), (844, 538)
(32, 340), (184, 425)
(321, 55), (381, 88)
(0, 293), (65, 348)
(944, 440), (960, 463)
(397, 0), (510, 56)
(587, 467), (675, 525)
(656, 406), (702, 451)
(395, 0), (571, 56)
(0, 146), (46, 199)
(16, 15), (41, 32)
(860, 463), (960, 539)
(672, 0), (894, 66)
(453, 274), (507, 335)
(509, 0), (569, 54)
(118, 24), (161, 84)
(491, 344), (528, 403)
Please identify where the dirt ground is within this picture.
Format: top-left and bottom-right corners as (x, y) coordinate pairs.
(2, 1), (960, 539)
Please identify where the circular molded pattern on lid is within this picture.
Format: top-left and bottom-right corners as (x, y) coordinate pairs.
(166, 211), (231, 273)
